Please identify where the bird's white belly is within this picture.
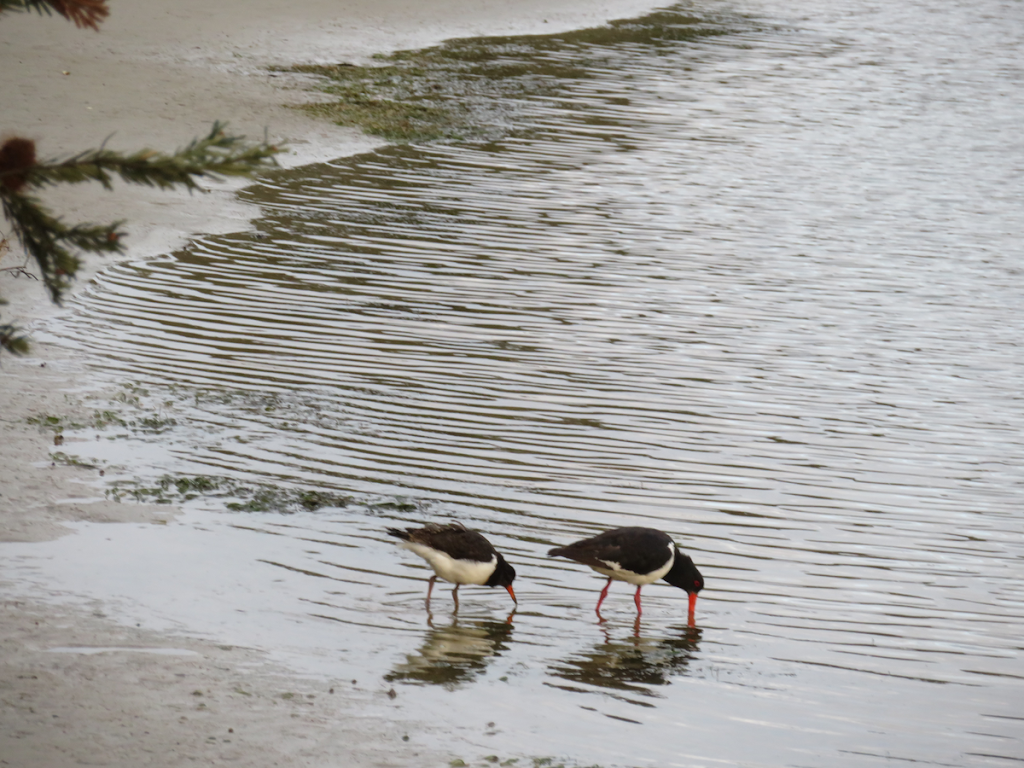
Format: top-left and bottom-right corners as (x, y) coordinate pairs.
(402, 542), (497, 585)
(593, 543), (675, 586)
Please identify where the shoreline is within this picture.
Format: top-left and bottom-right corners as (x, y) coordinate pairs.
(1, 0), (666, 535)
(0, 2), (664, 765)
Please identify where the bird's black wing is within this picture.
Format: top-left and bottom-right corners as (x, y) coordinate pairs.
(393, 524), (496, 563)
(549, 527), (673, 575)
(428, 527), (497, 563)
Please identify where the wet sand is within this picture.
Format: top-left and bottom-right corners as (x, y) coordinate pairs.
(0, 1), (660, 764)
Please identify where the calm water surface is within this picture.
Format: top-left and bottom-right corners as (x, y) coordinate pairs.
(10, 0), (1024, 765)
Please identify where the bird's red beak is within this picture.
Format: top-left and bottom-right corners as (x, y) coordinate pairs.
(688, 591), (698, 616)
(506, 585), (517, 604)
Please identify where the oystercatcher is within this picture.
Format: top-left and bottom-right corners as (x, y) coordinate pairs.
(548, 527), (704, 617)
(387, 522), (517, 608)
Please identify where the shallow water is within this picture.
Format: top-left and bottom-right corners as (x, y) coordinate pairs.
(9, 0), (1024, 765)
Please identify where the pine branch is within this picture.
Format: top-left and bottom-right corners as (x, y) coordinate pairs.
(0, 124), (282, 355)
(1, 191), (123, 303)
(1, 321), (31, 355)
(0, 0), (109, 30)
(26, 122), (282, 192)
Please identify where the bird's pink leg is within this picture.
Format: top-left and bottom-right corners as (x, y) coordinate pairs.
(426, 575), (437, 606)
(452, 584), (460, 612)
(595, 577), (613, 616)
(634, 586), (643, 616)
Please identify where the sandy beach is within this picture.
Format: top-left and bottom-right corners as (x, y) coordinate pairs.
(0, 2), (660, 765)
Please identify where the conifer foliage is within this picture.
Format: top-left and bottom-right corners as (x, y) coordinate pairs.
(1, 0), (109, 29)
(1, 0), (283, 355)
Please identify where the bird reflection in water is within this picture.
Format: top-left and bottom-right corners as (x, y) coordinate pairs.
(385, 612), (515, 690)
(547, 623), (702, 700)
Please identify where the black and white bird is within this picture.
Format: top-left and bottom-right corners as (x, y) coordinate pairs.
(387, 522), (517, 608)
(548, 527), (704, 617)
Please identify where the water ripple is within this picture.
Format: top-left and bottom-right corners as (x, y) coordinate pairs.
(42, 1), (1024, 765)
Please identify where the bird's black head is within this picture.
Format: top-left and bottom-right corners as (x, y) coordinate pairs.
(663, 551), (704, 595)
(486, 553), (516, 588)
(486, 553), (518, 604)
